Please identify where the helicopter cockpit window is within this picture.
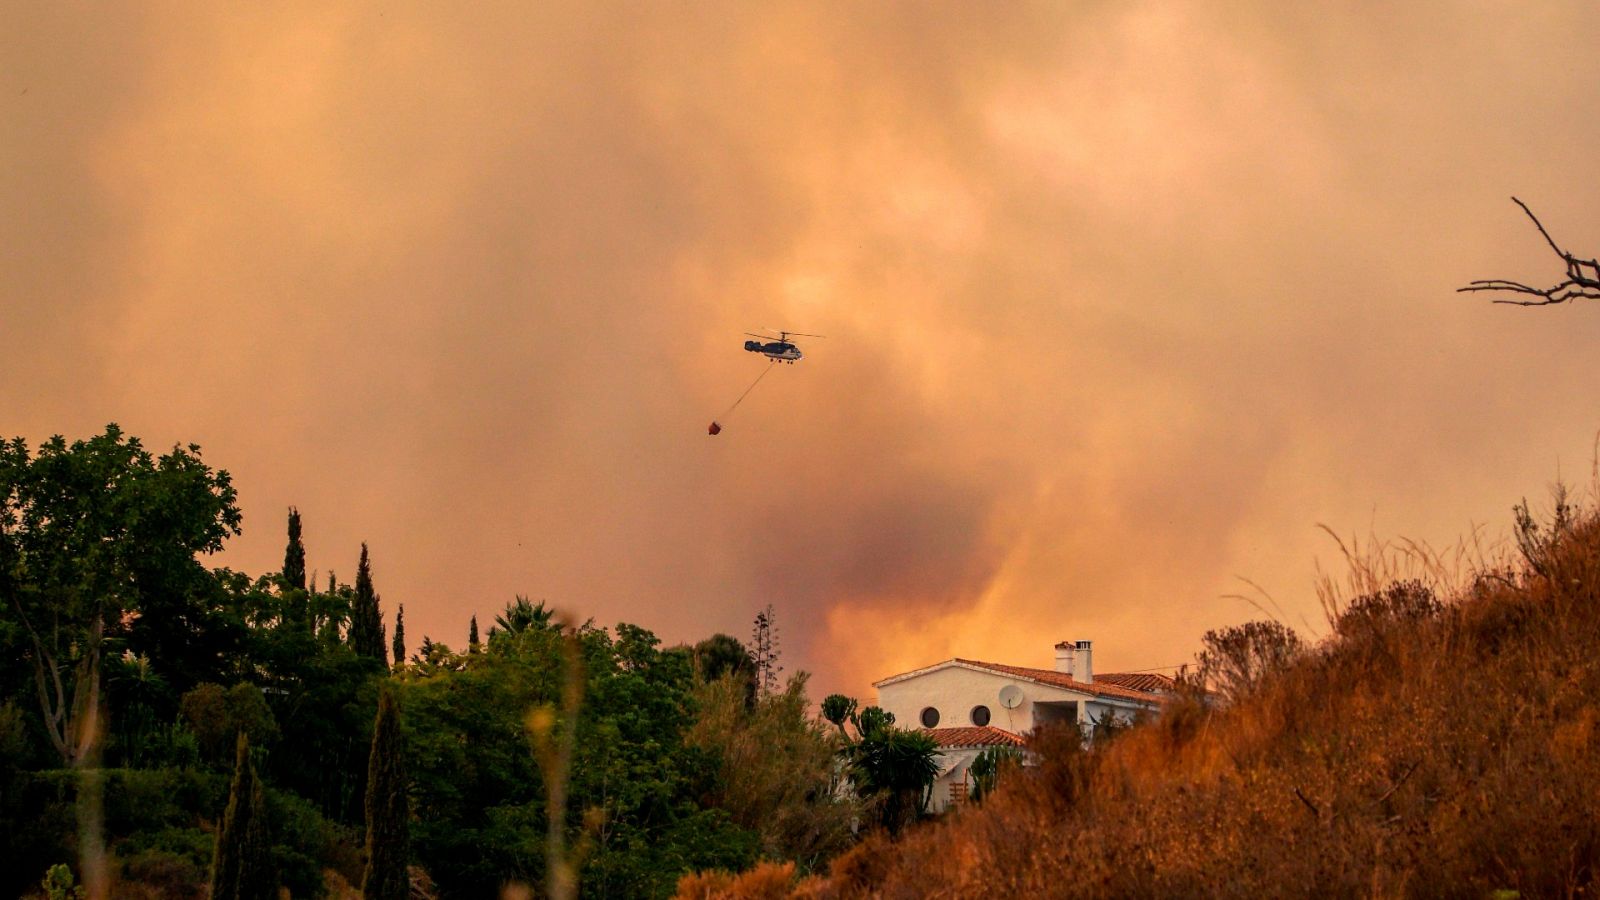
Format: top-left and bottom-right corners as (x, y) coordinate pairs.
(920, 707), (940, 728)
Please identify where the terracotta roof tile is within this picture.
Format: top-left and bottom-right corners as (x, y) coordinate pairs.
(1094, 672), (1178, 694)
(952, 659), (1168, 704)
(922, 726), (1027, 748)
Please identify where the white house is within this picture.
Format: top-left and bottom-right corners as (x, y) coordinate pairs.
(873, 640), (1172, 812)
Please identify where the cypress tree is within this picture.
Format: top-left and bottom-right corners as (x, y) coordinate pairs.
(352, 544), (374, 655)
(378, 607), (389, 669)
(282, 508), (308, 631)
(362, 687), (410, 900)
(468, 615), (480, 653)
(392, 605), (405, 670)
(351, 544), (388, 666)
(283, 507), (307, 592)
(210, 732), (274, 900)
(318, 571), (341, 646)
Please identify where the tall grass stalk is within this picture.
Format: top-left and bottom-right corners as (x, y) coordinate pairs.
(524, 620), (584, 900)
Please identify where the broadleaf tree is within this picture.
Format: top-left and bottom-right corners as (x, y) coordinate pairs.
(0, 425), (241, 766)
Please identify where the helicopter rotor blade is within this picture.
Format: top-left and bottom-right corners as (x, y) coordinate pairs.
(743, 332), (780, 340)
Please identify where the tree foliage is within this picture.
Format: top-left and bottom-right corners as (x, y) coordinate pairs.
(0, 426), (873, 896)
(210, 732), (274, 900)
(362, 687), (409, 900)
(392, 605), (406, 672)
(825, 699), (939, 836)
(349, 544), (387, 667)
(968, 745), (1023, 803)
(179, 683), (278, 765)
(820, 694), (857, 736)
(282, 508), (307, 594)
(687, 673), (858, 869)
(490, 595), (555, 638)
(0, 425), (241, 766)
(399, 598), (759, 898)
(692, 634), (755, 707)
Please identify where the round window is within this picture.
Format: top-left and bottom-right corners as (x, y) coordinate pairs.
(920, 706), (940, 728)
(970, 705), (991, 727)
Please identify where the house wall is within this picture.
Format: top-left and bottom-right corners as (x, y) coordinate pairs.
(876, 665), (1159, 737)
(878, 665), (1048, 733)
(927, 745), (983, 814)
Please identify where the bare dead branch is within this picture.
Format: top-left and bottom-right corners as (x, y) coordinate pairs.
(1513, 196), (1564, 257)
(1372, 760), (1419, 807)
(1293, 786), (1321, 819)
(1459, 197), (1600, 306)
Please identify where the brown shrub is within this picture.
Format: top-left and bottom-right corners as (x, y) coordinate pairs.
(114, 850), (205, 900)
(676, 861), (799, 900)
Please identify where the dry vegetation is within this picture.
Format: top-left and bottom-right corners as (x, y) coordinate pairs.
(682, 495), (1600, 898)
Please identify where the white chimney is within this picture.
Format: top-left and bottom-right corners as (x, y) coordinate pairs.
(1075, 639), (1093, 683)
(1054, 640), (1075, 676)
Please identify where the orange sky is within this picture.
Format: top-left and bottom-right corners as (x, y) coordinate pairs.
(6, 2), (1600, 700)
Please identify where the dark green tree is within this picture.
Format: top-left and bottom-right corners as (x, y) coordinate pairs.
(311, 571), (352, 648)
(283, 507), (307, 593)
(349, 545), (388, 667)
(414, 636), (436, 665)
(468, 615), (480, 652)
(180, 682), (278, 764)
(0, 425), (241, 767)
(694, 633), (756, 706)
(820, 694), (857, 737)
(210, 732), (274, 900)
(392, 605), (406, 671)
(826, 700), (939, 836)
(279, 508), (310, 634)
(362, 687), (410, 900)
(490, 595), (555, 638)
(968, 745), (1023, 802)
(401, 620), (758, 896)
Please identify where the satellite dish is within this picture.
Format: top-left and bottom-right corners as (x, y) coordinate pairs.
(998, 684), (1023, 709)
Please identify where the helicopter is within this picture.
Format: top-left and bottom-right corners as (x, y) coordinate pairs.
(742, 330), (823, 364)
(709, 329), (823, 435)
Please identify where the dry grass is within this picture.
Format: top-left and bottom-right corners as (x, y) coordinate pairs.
(700, 499), (1600, 898)
(676, 861), (802, 900)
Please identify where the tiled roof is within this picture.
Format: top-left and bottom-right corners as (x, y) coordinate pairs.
(1094, 672), (1177, 694)
(922, 726), (1027, 748)
(951, 659), (1167, 704)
